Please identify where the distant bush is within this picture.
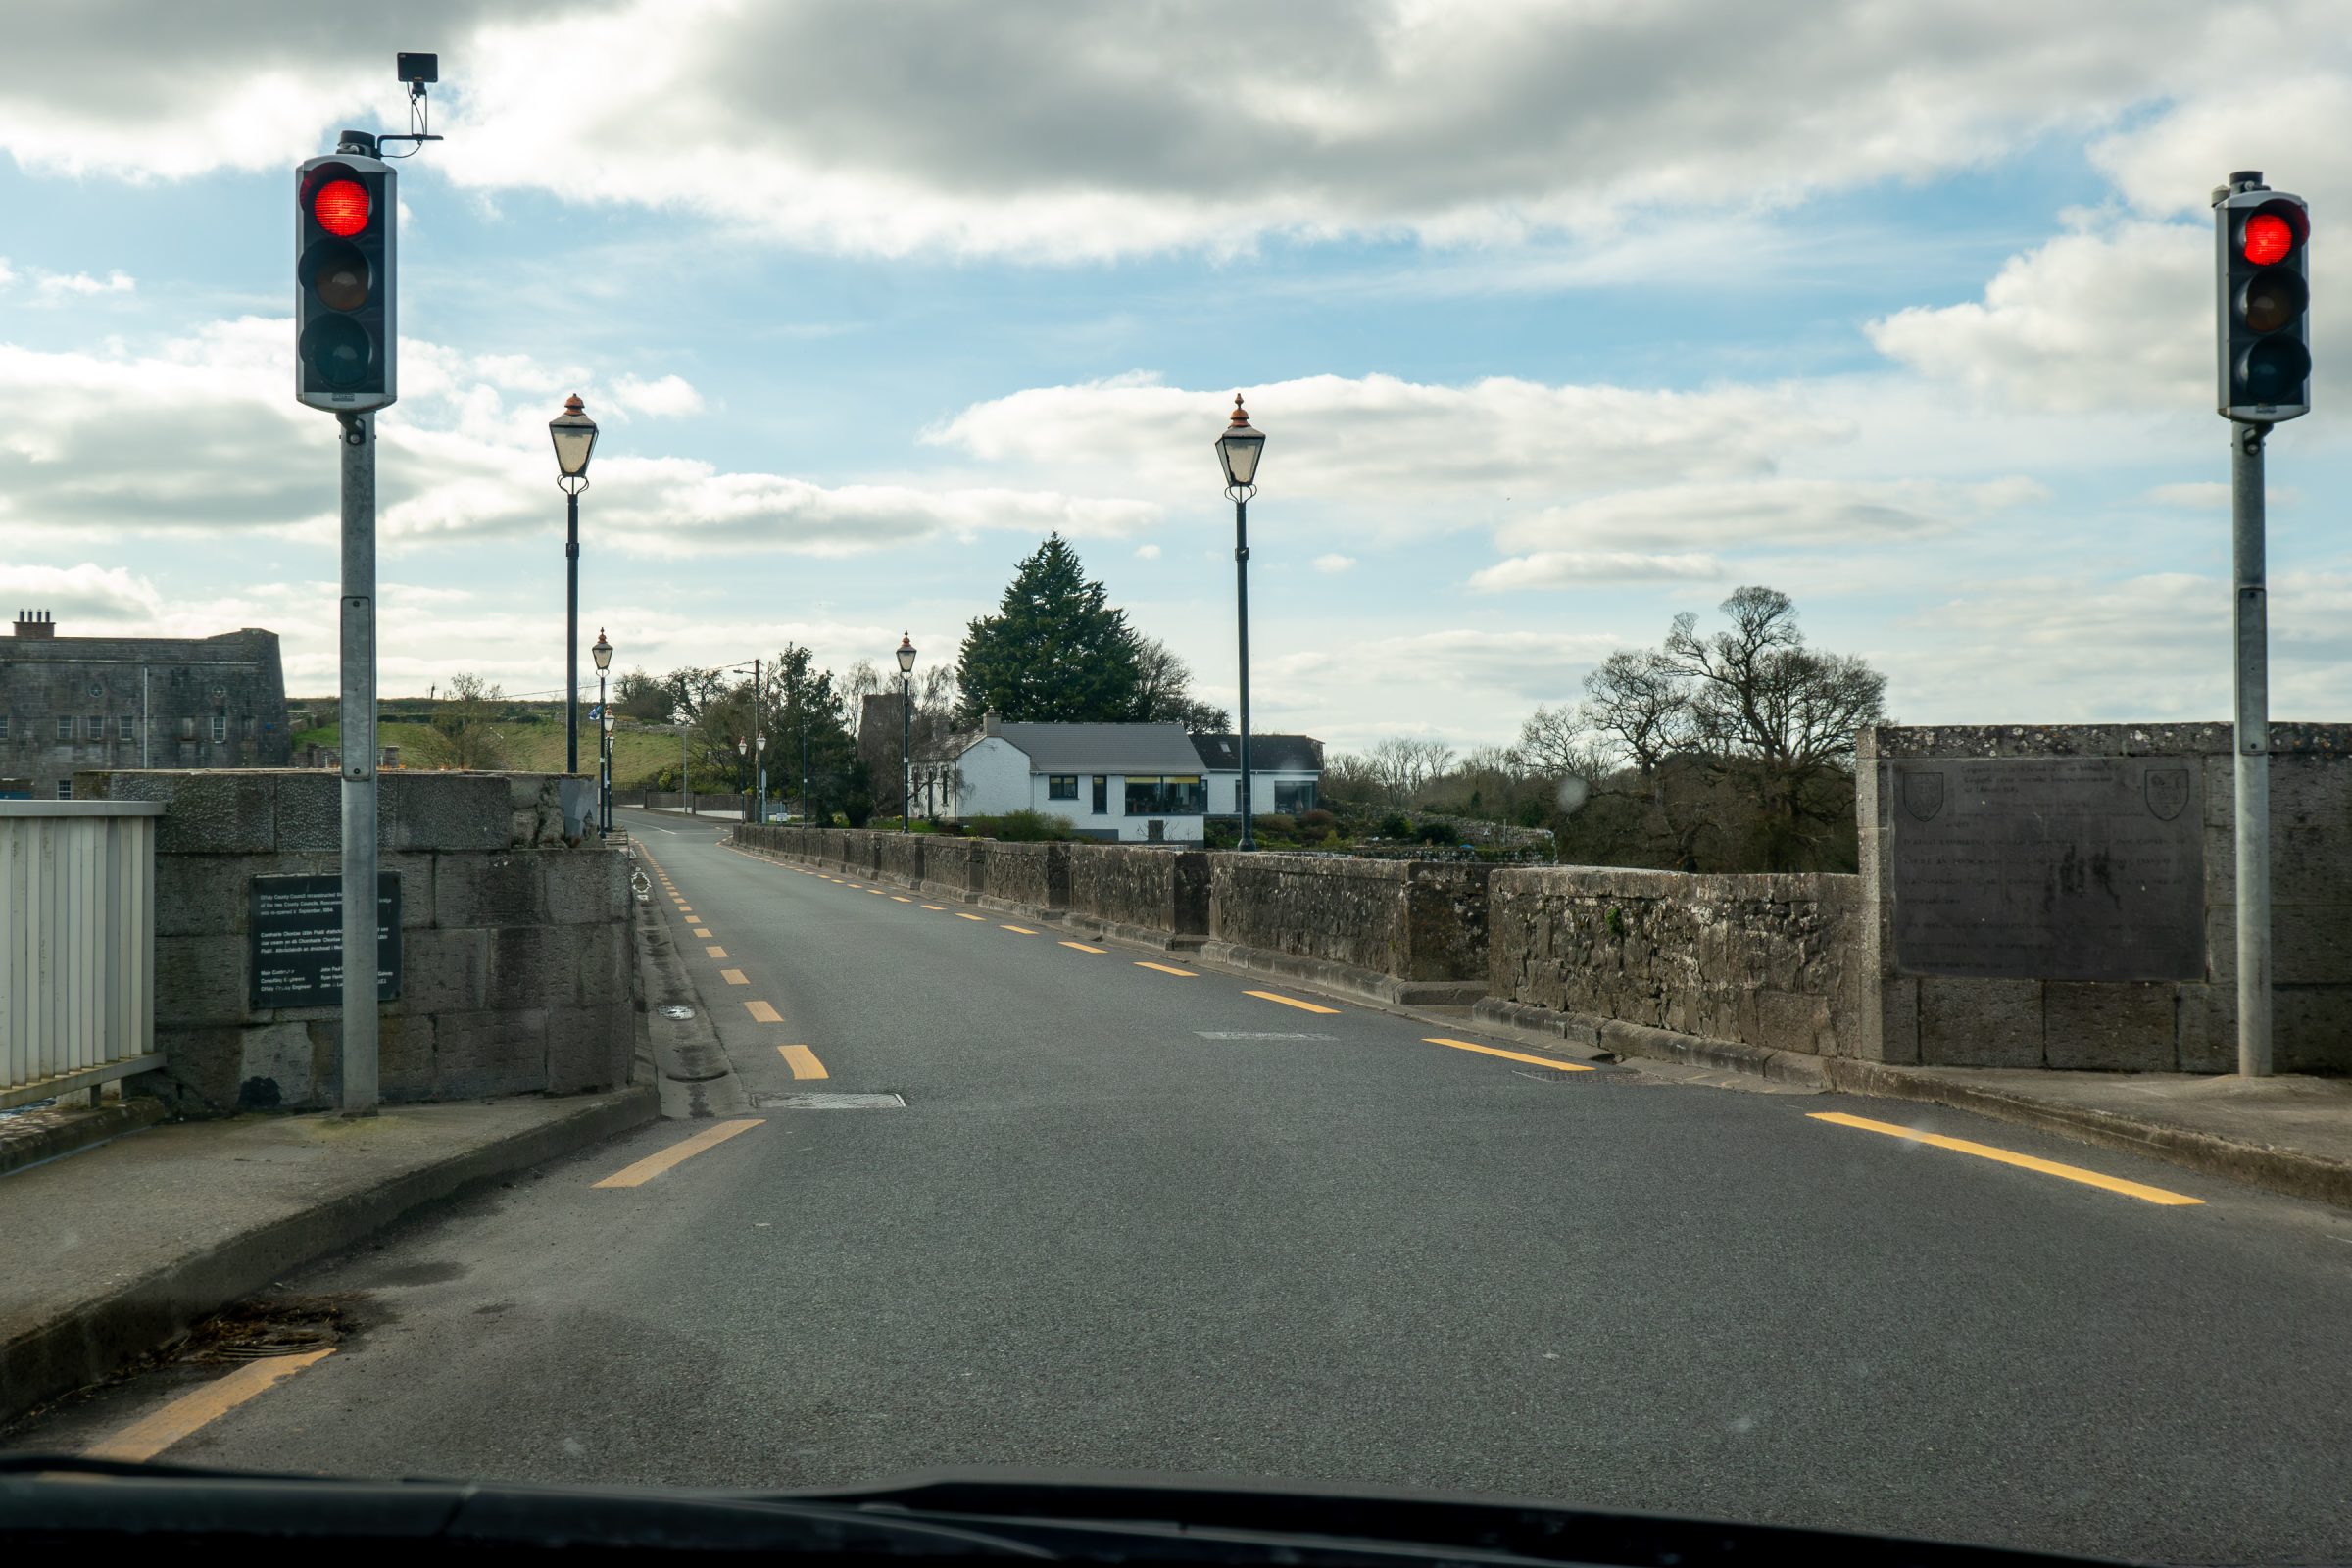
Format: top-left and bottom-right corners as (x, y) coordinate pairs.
(1299, 808), (1339, 834)
(1415, 820), (1455, 845)
(1377, 812), (1413, 840)
(971, 808), (1074, 842)
(1252, 813), (1298, 838)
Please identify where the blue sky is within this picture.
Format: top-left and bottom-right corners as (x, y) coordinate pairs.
(3, 2), (2349, 754)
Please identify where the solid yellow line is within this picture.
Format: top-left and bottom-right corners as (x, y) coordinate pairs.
(746, 1000), (782, 1023)
(692, 927), (712, 939)
(922, 905), (946, 910)
(1807, 1112), (2204, 1205)
(1247, 989), (1341, 1014)
(778, 1044), (828, 1080)
(956, 912), (986, 921)
(705, 945), (728, 958)
(1060, 941), (1106, 953)
(720, 968), (748, 985)
(1137, 961), (1197, 977)
(1425, 1037), (1594, 1072)
(593, 1118), (762, 1189)
(83, 1348), (335, 1462)
(1002, 924), (1039, 935)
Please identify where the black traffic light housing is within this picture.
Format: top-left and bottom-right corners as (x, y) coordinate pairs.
(2217, 173), (2309, 423)
(295, 141), (397, 412)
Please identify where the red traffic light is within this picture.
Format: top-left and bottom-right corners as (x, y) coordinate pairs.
(312, 178), (370, 237)
(2244, 213), (2295, 266)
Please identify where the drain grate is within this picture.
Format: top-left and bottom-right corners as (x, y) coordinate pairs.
(752, 1092), (906, 1110)
(1194, 1031), (1339, 1041)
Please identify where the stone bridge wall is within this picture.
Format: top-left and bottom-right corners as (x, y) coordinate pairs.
(1069, 845), (1209, 939)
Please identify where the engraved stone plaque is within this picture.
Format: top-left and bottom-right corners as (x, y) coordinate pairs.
(1889, 756), (2204, 981)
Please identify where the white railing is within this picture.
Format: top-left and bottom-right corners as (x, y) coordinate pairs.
(0, 802), (167, 1109)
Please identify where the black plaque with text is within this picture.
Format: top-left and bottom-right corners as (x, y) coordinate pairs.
(249, 873), (403, 1007)
(1890, 757), (2204, 981)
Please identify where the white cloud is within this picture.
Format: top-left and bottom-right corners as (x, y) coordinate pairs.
(1134, 543), (1161, 560)
(1467, 550), (1723, 591)
(609, 372), (705, 418)
(1493, 477), (2045, 555)
(0, 562), (164, 622)
(1312, 553), (1356, 574)
(32, 269), (133, 303)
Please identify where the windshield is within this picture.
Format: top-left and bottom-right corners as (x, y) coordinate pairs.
(4, 9), (2351, 1567)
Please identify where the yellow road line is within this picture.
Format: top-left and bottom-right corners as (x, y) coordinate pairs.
(1807, 1111), (2203, 1205)
(1060, 941), (1106, 953)
(1247, 990), (1341, 1015)
(705, 945), (728, 958)
(1002, 924), (1038, 935)
(956, 912), (987, 921)
(1425, 1037), (1594, 1072)
(1137, 961), (1198, 977)
(746, 1000), (782, 1023)
(922, 904), (946, 910)
(720, 968), (748, 985)
(892, 896), (912, 903)
(868, 889), (888, 897)
(593, 1118), (763, 1189)
(82, 1348), (335, 1462)
(692, 927), (712, 938)
(778, 1044), (828, 1080)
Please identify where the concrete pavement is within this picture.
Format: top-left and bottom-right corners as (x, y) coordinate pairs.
(10, 803), (2352, 1564)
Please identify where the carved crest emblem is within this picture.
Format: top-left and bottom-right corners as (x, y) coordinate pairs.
(2144, 766), (2190, 822)
(1900, 770), (1944, 823)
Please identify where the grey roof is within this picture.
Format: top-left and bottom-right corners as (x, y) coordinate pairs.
(1190, 733), (1323, 773)
(971, 721), (1206, 773)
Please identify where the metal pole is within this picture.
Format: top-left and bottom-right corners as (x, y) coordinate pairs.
(801, 717), (809, 825)
(1235, 496), (1254, 852)
(2232, 420), (2272, 1076)
(338, 412), (379, 1115)
(902, 672), (911, 832)
(597, 671), (609, 834)
(140, 665), (149, 768)
(565, 490), (579, 776)
(682, 727), (689, 813)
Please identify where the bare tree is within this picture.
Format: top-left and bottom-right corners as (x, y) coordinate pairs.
(1366, 736), (1456, 805)
(1132, 637), (1232, 732)
(1579, 651), (1697, 774)
(436, 672), (508, 769)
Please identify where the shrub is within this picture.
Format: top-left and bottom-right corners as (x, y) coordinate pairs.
(1415, 819), (1455, 845)
(1299, 808), (1339, 834)
(1377, 812), (1413, 840)
(1252, 813), (1298, 839)
(972, 808), (1074, 842)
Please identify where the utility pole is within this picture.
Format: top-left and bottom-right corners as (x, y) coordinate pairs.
(338, 408), (379, 1115)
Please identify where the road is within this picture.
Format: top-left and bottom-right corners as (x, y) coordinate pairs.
(18, 804), (2352, 1563)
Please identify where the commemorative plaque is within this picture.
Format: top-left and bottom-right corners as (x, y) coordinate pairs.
(249, 873), (403, 1007)
(1889, 757), (2204, 981)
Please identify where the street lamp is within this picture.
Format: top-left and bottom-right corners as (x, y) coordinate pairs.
(549, 394), (599, 778)
(1215, 393), (1266, 851)
(591, 629), (613, 833)
(756, 732), (766, 824)
(601, 709), (616, 835)
(738, 735), (748, 821)
(896, 632), (916, 832)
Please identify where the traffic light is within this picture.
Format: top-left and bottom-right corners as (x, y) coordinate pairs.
(2217, 178), (2309, 423)
(296, 147), (397, 412)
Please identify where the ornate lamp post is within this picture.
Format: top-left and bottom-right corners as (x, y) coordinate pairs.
(592, 628), (613, 833)
(601, 710), (616, 834)
(896, 632), (916, 832)
(737, 736), (748, 820)
(1215, 394), (1266, 851)
(548, 395), (599, 776)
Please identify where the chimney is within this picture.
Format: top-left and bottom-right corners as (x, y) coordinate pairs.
(982, 709), (1001, 737)
(13, 610), (55, 640)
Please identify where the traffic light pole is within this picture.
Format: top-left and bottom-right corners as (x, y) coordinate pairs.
(2231, 420), (2271, 1077)
(338, 412), (380, 1115)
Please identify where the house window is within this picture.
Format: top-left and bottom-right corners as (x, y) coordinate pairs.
(1046, 774), (1079, 801)
(57, 716), (74, 742)
(56, 780), (74, 800)
(1124, 774), (1204, 814)
(210, 714), (227, 743)
(1274, 781), (1318, 814)
(1092, 776), (1108, 814)
(0, 714), (9, 740)
(87, 714), (104, 740)
(120, 716), (137, 740)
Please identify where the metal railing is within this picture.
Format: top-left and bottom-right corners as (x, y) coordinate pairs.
(0, 802), (167, 1108)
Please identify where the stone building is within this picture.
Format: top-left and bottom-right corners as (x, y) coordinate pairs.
(0, 611), (291, 799)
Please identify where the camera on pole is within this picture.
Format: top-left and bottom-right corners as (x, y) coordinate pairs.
(295, 138), (397, 413)
(2217, 175), (2310, 423)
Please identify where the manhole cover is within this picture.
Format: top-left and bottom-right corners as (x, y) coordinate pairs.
(660, 1004), (696, 1020)
(752, 1092), (906, 1110)
(1194, 1031), (1339, 1041)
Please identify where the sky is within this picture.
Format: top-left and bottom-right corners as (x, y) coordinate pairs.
(2, 0), (2349, 754)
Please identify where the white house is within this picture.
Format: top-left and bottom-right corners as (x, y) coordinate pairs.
(955, 718), (1208, 842)
(1190, 732), (1324, 818)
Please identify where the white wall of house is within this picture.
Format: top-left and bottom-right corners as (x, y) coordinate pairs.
(956, 739), (1205, 842)
(957, 737), (1032, 816)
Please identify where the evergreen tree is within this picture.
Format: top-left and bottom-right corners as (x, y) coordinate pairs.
(956, 534), (1147, 723)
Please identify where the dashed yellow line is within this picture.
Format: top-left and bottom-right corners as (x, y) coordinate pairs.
(892, 896), (912, 903)
(1425, 1037), (1593, 1072)
(692, 927), (712, 939)
(1137, 961), (1197, 977)
(956, 912), (986, 921)
(593, 1118), (763, 1189)
(922, 904), (946, 910)
(746, 1000), (782, 1023)
(1060, 941), (1106, 953)
(720, 968), (748, 985)
(82, 1348), (335, 1461)
(706, 945), (729, 958)
(778, 1044), (828, 1080)
(1807, 1111), (2203, 1205)
(1002, 924), (1039, 935)
(1247, 990), (1340, 1015)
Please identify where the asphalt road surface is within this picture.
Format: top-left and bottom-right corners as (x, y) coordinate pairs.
(18, 805), (2352, 1564)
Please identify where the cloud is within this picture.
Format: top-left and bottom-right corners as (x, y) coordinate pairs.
(1312, 554), (1356, 574)
(1467, 550), (1723, 591)
(1493, 477), (2045, 555)
(609, 372), (705, 418)
(2, 2), (2303, 260)
(1134, 543), (1161, 560)
(0, 562), (165, 622)
(33, 269), (134, 302)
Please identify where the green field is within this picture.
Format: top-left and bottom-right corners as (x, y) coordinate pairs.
(292, 718), (699, 788)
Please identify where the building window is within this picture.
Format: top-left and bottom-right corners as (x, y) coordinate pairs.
(0, 714), (9, 740)
(56, 716), (74, 741)
(1123, 774), (1204, 814)
(56, 780), (74, 800)
(119, 716), (136, 740)
(1093, 776), (1108, 814)
(1046, 774), (1078, 801)
(210, 714), (227, 743)
(87, 713), (104, 740)
(1274, 781), (1318, 814)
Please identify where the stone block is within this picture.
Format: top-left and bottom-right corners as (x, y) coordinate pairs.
(146, 1024), (244, 1113)
(1755, 989), (1832, 1056)
(487, 923), (586, 1011)
(400, 926), (490, 1013)
(151, 772), (278, 855)
(273, 771), (343, 852)
(435, 854), (545, 928)
(157, 931), (250, 1025)
(2276, 985), (2352, 1074)
(2042, 980), (2176, 1071)
(543, 849), (628, 923)
(1917, 976), (2043, 1067)
(547, 1002), (633, 1094)
(2275, 903), (2352, 985)
(387, 773), (511, 853)
(1865, 976), (1921, 1064)
(156, 854), (276, 938)
(434, 1007), (547, 1098)
(573, 921), (634, 1006)
(382, 856), (435, 929)
(236, 1019), (334, 1109)
(375, 1012), (437, 1101)
(2176, 983), (2234, 1073)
